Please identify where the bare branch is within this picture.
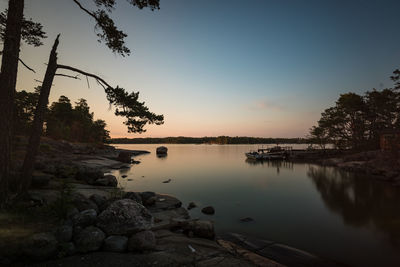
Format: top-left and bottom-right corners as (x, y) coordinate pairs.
(72, 0), (98, 22)
(57, 64), (113, 88)
(55, 73), (81, 80)
(86, 75), (90, 88)
(18, 58), (36, 73)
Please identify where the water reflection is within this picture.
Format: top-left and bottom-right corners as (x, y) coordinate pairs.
(307, 166), (400, 246)
(245, 159), (294, 174)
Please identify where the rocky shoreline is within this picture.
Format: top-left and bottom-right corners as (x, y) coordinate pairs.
(3, 138), (285, 266)
(317, 150), (400, 186)
(1, 138), (350, 266)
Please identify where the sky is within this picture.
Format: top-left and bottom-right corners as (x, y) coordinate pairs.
(2, 0), (400, 138)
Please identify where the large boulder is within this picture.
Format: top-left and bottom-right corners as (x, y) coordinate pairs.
(184, 220), (215, 239)
(72, 193), (99, 213)
(124, 192), (143, 205)
(74, 226), (105, 253)
(89, 194), (107, 209)
(94, 175), (118, 187)
(72, 209), (97, 227)
(140, 191), (156, 204)
(201, 206), (215, 215)
(117, 151), (132, 163)
(103, 235), (128, 252)
(55, 224), (73, 243)
(76, 167), (104, 185)
(97, 199), (153, 235)
(128, 230), (156, 251)
(156, 146), (168, 155)
(23, 232), (58, 261)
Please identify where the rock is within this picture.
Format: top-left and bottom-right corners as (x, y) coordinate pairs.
(76, 167), (104, 185)
(103, 236), (128, 252)
(31, 171), (52, 187)
(105, 175), (118, 187)
(144, 196), (157, 206)
(74, 226), (105, 253)
(94, 175), (117, 187)
(23, 232), (58, 261)
(162, 179), (171, 183)
(156, 146), (168, 155)
(66, 207), (79, 219)
(117, 151), (132, 163)
(72, 209), (97, 227)
(146, 194), (182, 212)
(201, 206), (215, 215)
(97, 199), (153, 235)
(72, 193), (99, 213)
(187, 202), (197, 210)
(124, 191), (142, 205)
(89, 194), (107, 209)
(140, 191), (156, 203)
(55, 224), (73, 243)
(184, 220), (215, 239)
(240, 217), (254, 222)
(128, 230), (156, 251)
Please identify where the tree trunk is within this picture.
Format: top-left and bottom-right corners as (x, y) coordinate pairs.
(19, 35), (60, 194)
(0, 0), (24, 207)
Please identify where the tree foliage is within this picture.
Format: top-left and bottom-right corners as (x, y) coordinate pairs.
(105, 86), (164, 133)
(46, 96), (110, 143)
(14, 92), (110, 144)
(72, 0), (159, 56)
(0, 10), (46, 47)
(310, 70), (400, 150)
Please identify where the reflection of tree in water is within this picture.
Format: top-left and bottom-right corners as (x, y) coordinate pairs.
(307, 166), (400, 246)
(245, 159), (294, 174)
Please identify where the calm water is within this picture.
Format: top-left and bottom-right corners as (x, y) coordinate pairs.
(111, 144), (400, 267)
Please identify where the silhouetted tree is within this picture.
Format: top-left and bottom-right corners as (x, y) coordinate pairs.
(0, 0), (46, 206)
(20, 0), (162, 195)
(310, 70), (400, 150)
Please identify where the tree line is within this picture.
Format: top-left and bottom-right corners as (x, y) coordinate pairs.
(309, 69), (400, 150)
(15, 89), (110, 143)
(111, 136), (308, 145)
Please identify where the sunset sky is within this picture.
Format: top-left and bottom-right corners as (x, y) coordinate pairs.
(3, 0), (400, 138)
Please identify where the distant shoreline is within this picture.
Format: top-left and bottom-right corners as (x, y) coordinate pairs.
(110, 136), (310, 145)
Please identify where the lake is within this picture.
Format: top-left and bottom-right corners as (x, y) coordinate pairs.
(111, 144), (400, 267)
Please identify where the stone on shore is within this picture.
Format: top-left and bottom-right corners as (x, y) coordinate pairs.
(128, 230), (156, 251)
(201, 206), (215, 215)
(72, 209), (98, 227)
(97, 199), (153, 235)
(187, 202), (197, 210)
(184, 220), (215, 239)
(117, 151), (132, 163)
(74, 226), (105, 253)
(72, 193), (99, 213)
(94, 175), (118, 187)
(124, 192), (143, 205)
(55, 224), (73, 243)
(103, 236), (128, 252)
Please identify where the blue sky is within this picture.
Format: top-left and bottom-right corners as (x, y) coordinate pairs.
(3, 0), (400, 137)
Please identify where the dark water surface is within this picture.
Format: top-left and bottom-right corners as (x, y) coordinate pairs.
(111, 144), (400, 267)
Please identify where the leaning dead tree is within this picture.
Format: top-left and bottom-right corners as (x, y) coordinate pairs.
(19, 35), (164, 194)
